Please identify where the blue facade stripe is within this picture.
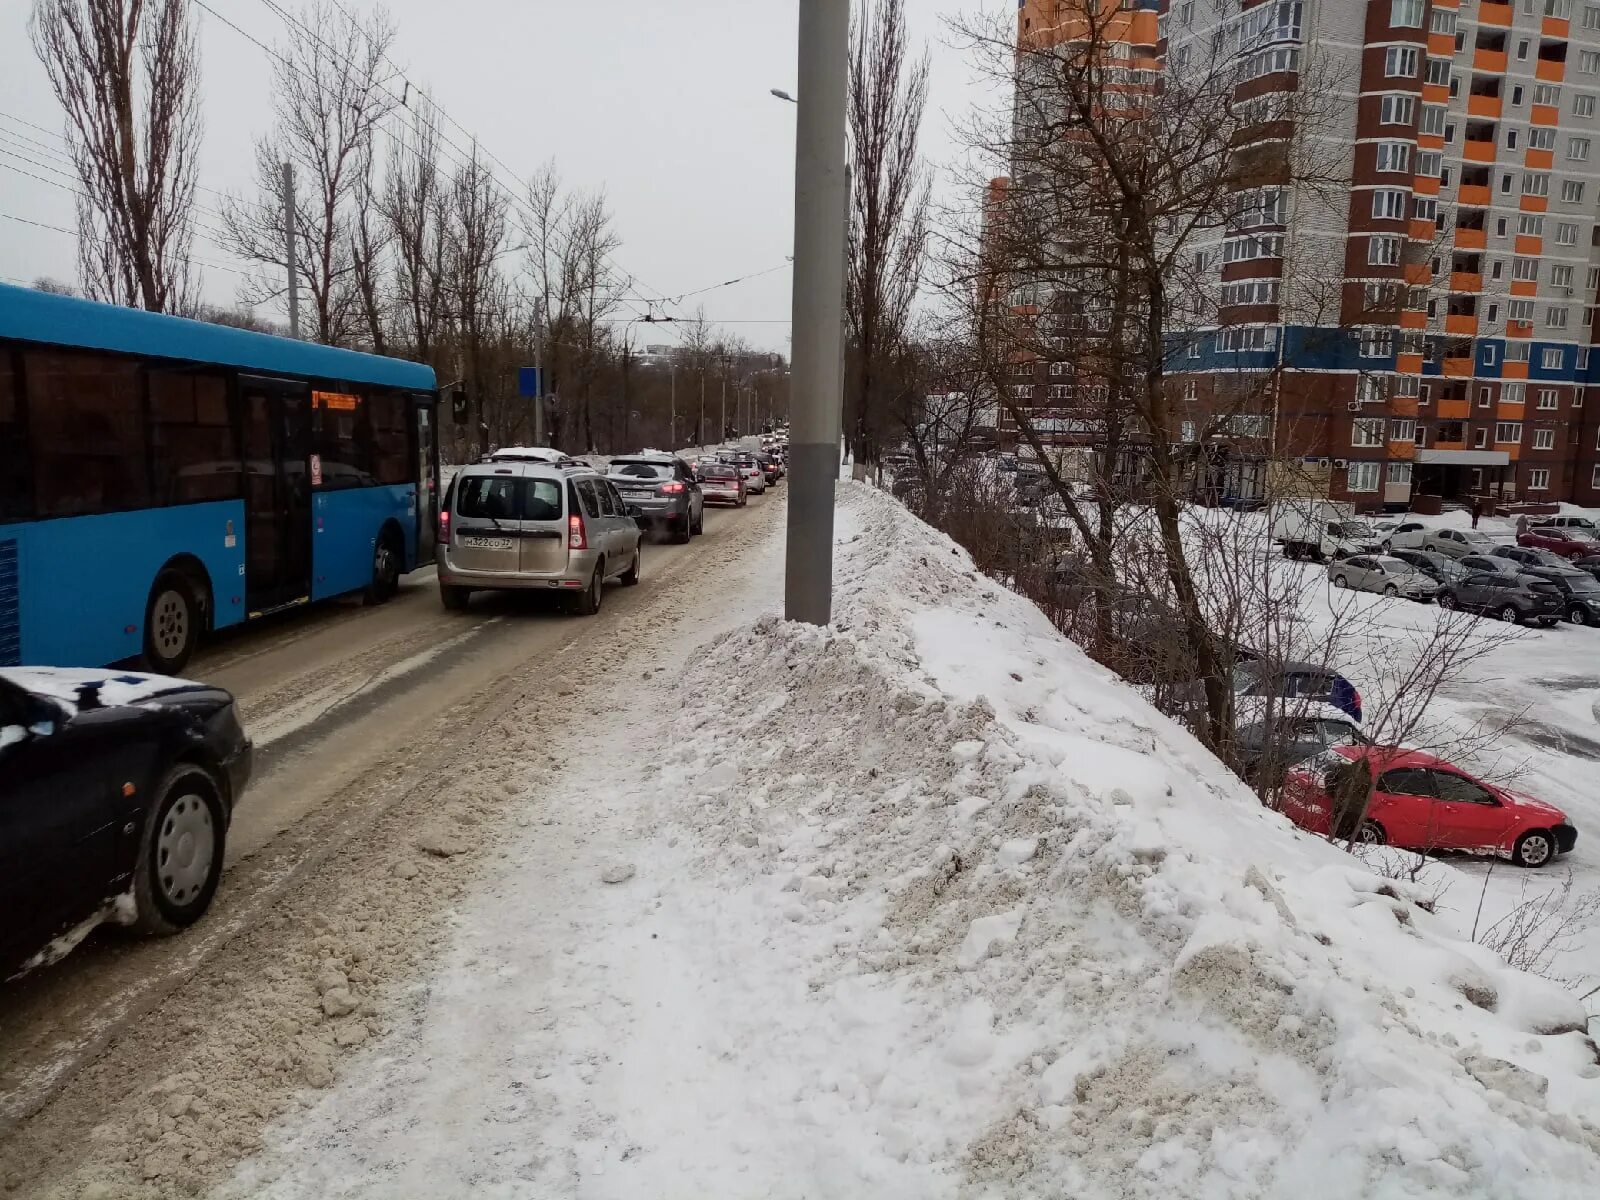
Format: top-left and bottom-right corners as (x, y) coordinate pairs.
(0, 283), (435, 391)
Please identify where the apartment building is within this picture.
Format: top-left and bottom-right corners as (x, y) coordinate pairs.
(998, 0), (1600, 508)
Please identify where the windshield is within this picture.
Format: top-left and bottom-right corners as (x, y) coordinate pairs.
(609, 461), (674, 480)
(1566, 575), (1600, 594)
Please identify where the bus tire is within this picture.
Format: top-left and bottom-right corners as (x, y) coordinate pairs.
(364, 526), (404, 606)
(142, 571), (201, 675)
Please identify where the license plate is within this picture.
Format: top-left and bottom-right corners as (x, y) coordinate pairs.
(463, 536), (513, 550)
(625, 490), (652, 500)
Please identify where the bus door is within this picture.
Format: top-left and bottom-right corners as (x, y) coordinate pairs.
(237, 376), (313, 614)
(414, 394), (438, 561)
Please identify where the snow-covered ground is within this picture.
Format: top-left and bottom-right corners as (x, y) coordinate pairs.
(216, 484), (1600, 1198)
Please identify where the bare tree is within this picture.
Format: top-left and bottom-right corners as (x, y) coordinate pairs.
(446, 142), (510, 457)
(31, 0), (201, 312)
(847, 0), (931, 469)
(383, 91), (449, 363)
(223, 1), (397, 343)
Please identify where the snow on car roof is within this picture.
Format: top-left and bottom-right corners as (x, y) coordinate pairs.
(0, 667), (210, 715)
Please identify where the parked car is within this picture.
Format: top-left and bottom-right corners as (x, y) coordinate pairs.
(1516, 567), (1600, 625)
(1235, 706), (1369, 786)
(1387, 548), (1469, 587)
(1572, 554), (1600, 584)
(1531, 515), (1600, 536)
(1233, 659), (1363, 723)
(1421, 528), (1500, 559)
(1281, 745), (1576, 867)
(1457, 553), (1520, 577)
(1328, 554), (1439, 601)
(1, 667), (252, 979)
(698, 461), (747, 506)
(1383, 520), (1430, 551)
(1437, 571), (1563, 625)
(608, 454), (704, 543)
(437, 461), (643, 615)
(1493, 544), (1572, 571)
(1517, 524), (1600, 560)
(755, 451), (783, 485)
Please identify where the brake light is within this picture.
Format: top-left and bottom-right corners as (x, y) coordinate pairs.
(1352, 688), (1362, 715)
(568, 511), (587, 550)
(660, 481), (685, 494)
(438, 508), (451, 541)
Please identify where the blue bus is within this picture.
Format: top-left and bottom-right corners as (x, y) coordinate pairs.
(0, 283), (440, 672)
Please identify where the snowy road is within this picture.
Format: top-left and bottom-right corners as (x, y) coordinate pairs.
(0, 495), (785, 1196)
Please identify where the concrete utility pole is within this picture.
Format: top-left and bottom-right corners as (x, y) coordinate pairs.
(670, 364), (677, 450)
(786, 0), (848, 625)
(282, 161), (300, 339)
(533, 298), (546, 446)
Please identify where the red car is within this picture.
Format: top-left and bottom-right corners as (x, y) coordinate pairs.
(1281, 745), (1577, 868)
(1517, 524), (1600, 559)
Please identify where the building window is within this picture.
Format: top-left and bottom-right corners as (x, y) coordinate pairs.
(1359, 329), (1395, 358)
(1519, 214), (1545, 237)
(1419, 105), (1446, 136)
(1512, 84), (1526, 106)
(1533, 428), (1556, 449)
(1504, 382), (1526, 404)
(1475, 427), (1489, 448)
(1413, 196), (1438, 221)
(1371, 190), (1408, 220)
(1575, 387), (1585, 407)
(1388, 462), (1413, 487)
(1415, 424), (1427, 446)
(1562, 180), (1587, 204)
(1352, 418), (1387, 448)
(1530, 127), (1557, 151)
(1427, 58), (1451, 86)
(1011, 384), (1034, 399)
(1429, 7), (1457, 33)
(1587, 6), (1600, 30)
(1347, 462), (1381, 493)
(1542, 347), (1564, 369)
(1391, 418), (1416, 442)
(1508, 341), (1532, 362)
(1495, 217), (1508, 238)
(1368, 235), (1403, 265)
(1478, 386), (1493, 408)
(1571, 137), (1593, 162)
(1496, 422), (1523, 443)
(1552, 264), (1575, 288)
(1048, 361), (1068, 376)
(1181, 379), (1197, 401)
(1509, 299), (1535, 322)
(1535, 84), (1562, 107)
(1556, 221), (1580, 246)
(1513, 257), (1540, 282)
(1416, 150), (1443, 177)
(1548, 307), (1571, 328)
(1577, 94), (1598, 118)
(1380, 94), (1415, 125)
(1500, 172), (1514, 195)
(1391, 0), (1424, 26)
(1375, 141), (1412, 173)
(1385, 46), (1419, 77)
(1486, 302), (1500, 323)
(1529, 468), (1551, 491)
(1524, 173), (1551, 197)
(1585, 49), (1600, 74)
(1538, 388), (1560, 409)
(1181, 420), (1196, 443)
(1484, 344), (1498, 366)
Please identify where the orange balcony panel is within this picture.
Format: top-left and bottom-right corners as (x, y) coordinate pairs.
(1475, 49), (1508, 73)
(1480, 2), (1513, 25)
(1520, 195), (1549, 213)
(1399, 309), (1428, 330)
(1403, 262), (1432, 285)
(1459, 184), (1491, 206)
(1531, 104), (1560, 126)
(1408, 217), (1435, 242)
(1397, 353), (1426, 375)
(1413, 175), (1442, 197)
(1432, 33), (1460, 57)
(1528, 149), (1555, 169)
(1536, 58), (1565, 83)
(1423, 84), (1451, 106)
(1442, 358), (1475, 378)
(1455, 226), (1486, 250)
(1498, 401), (1526, 418)
(1467, 94), (1503, 119)
(1434, 440), (1467, 451)
(1449, 272), (1483, 292)
(1515, 234), (1543, 255)
(1503, 361), (1530, 380)
(1390, 396), (1419, 417)
(1511, 280), (1538, 297)
(1544, 17), (1570, 38)
(1387, 440), (1417, 461)
(1463, 139), (1497, 163)
(1418, 134), (1446, 152)
(1439, 398), (1472, 418)
(1445, 314), (1479, 336)
(1505, 444), (1522, 462)
(1507, 319), (1533, 338)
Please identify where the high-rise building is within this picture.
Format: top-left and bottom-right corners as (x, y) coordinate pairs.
(998, 0), (1600, 508)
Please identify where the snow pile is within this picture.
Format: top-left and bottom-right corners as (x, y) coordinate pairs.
(655, 484), (1600, 1197)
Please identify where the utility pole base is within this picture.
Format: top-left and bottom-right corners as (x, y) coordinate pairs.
(784, 443), (837, 626)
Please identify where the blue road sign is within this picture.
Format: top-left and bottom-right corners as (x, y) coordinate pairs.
(518, 367), (543, 397)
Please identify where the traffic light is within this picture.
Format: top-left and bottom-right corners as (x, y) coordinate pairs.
(450, 387), (469, 424)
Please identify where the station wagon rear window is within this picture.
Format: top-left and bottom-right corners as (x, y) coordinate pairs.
(610, 461), (674, 480)
(455, 476), (562, 521)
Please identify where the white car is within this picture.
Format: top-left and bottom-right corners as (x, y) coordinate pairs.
(1384, 520), (1430, 551)
(1421, 527), (1500, 559)
(1329, 554), (1440, 601)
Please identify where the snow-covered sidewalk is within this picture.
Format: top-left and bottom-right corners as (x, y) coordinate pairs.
(219, 484), (1600, 1199)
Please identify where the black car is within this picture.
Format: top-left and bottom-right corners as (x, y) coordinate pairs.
(1438, 572), (1564, 625)
(607, 454), (704, 543)
(1572, 554), (1600, 585)
(1388, 548), (1469, 587)
(1, 668), (251, 980)
(1518, 567), (1600, 626)
(1492, 545), (1570, 571)
(755, 452), (782, 485)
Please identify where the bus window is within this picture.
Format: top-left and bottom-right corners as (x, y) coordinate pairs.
(25, 350), (147, 517)
(0, 353), (30, 520)
(149, 369), (240, 505)
(367, 390), (412, 486)
(312, 391), (374, 490)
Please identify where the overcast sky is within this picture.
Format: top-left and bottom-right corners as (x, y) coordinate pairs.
(0, 0), (1009, 354)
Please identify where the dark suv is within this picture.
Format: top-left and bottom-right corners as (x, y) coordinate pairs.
(607, 454), (704, 543)
(1518, 567), (1600, 626)
(1438, 572), (1564, 625)
(1492, 545), (1570, 571)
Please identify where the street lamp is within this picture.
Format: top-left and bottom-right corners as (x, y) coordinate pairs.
(770, 88), (797, 103)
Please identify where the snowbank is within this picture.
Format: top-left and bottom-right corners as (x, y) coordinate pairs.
(653, 485), (1600, 1196)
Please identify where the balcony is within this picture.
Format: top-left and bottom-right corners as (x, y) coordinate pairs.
(1508, 319), (1533, 338)
(1410, 217), (1437, 241)
(1455, 226), (1487, 250)
(1475, 49), (1508, 73)
(1527, 149), (1555, 169)
(1433, 438), (1468, 451)
(1498, 399), (1526, 417)
(1403, 262), (1432, 285)
(1442, 358), (1475, 378)
(1439, 398), (1472, 418)
(1544, 16), (1571, 38)
(1480, 3), (1513, 26)
(1387, 439), (1417, 460)
(1449, 271), (1484, 292)
(1463, 139), (1497, 163)
(1515, 234), (1543, 255)
(1400, 308), (1428, 329)
(1459, 184), (1492, 206)
(1520, 194), (1549, 213)
(1536, 58), (1565, 82)
(1531, 103), (1560, 125)
(1389, 395), (1419, 417)
(1467, 94), (1503, 119)
(1445, 314), (1479, 336)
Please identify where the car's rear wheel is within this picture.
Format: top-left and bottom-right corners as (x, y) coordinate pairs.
(1571, 605), (1590, 626)
(1513, 829), (1555, 868)
(132, 764), (227, 935)
(621, 545), (641, 586)
(576, 561), (604, 616)
(674, 515), (692, 545)
(142, 571), (201, 675)
(693, 506), (704, 535)
(440, 584), (471, 611)
(1498, 605), (1520, 623)
(1333, 574), (1349, 589)
(1439, 592), (1457, 610)
(1383, 583), (1398, 597)
(1356, 819), (1387, 846)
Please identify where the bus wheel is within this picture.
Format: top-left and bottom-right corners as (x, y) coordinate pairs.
(143, 572), (200, 675)
(364, 529), (402, 606)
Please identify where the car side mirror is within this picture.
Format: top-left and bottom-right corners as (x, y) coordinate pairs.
(626, 503), (644, 518)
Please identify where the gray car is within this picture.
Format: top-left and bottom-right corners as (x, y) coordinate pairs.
(1328, 554), (1439, 600)
(1458, 553), (1520, 577)
(1438, 572), (1564, 625)
(437, 462), (644, 615)
(1422, 528), (1500, 559)
(608, 454), (704, 543)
